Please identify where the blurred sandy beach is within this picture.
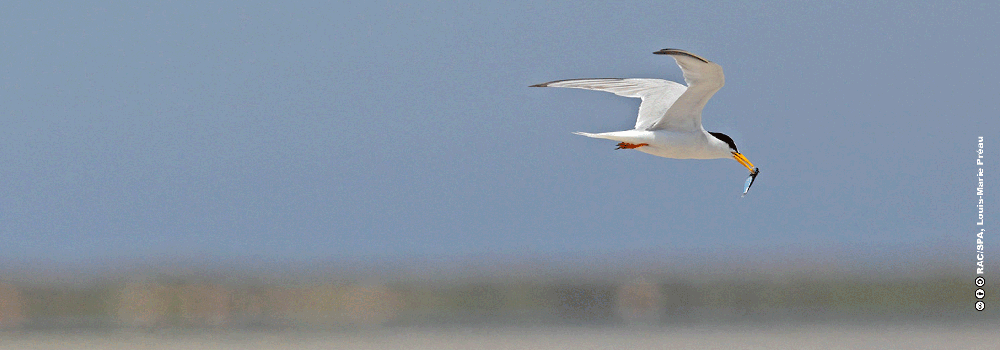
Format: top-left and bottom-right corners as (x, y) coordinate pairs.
(1, 272), (996, 349)
(2, 324), (997, 350)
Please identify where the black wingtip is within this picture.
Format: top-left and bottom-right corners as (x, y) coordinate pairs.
(653, 48), (710, 63)
(529, 83), (548, 87)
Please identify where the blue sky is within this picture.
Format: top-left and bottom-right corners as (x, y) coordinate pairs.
(1, 1), (997, 275)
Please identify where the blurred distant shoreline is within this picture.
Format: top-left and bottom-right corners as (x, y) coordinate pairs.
(0, 263), (992, 331)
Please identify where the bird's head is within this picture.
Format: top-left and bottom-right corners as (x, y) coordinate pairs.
(709, 132), (756, 173)
(710, 132), (760, 196)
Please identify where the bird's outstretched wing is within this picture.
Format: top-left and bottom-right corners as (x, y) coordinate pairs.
(530, 78), (686, 130)
(649, 49), (725, 132)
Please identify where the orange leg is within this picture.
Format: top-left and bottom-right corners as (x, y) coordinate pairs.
(616, 142), (649, 150)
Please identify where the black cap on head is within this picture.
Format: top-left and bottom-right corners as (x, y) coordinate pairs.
(709, 132), (738, 153)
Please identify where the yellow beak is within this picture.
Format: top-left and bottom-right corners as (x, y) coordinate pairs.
(733, 152), (756, 173)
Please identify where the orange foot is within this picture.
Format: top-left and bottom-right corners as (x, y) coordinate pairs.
(616, 142), (649, 150)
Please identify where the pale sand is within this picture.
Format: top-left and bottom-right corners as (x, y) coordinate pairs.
(1, 324), (995, 350)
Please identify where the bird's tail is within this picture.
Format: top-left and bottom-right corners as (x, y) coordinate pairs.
(572, 130), (651, 144)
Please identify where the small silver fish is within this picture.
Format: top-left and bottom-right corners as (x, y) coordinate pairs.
(742, 168), (760, 197)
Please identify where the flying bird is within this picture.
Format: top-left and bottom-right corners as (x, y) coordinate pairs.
(531, 48), (760, 196)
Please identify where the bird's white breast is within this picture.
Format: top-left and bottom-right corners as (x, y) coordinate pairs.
(638, 130), (731, 160)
